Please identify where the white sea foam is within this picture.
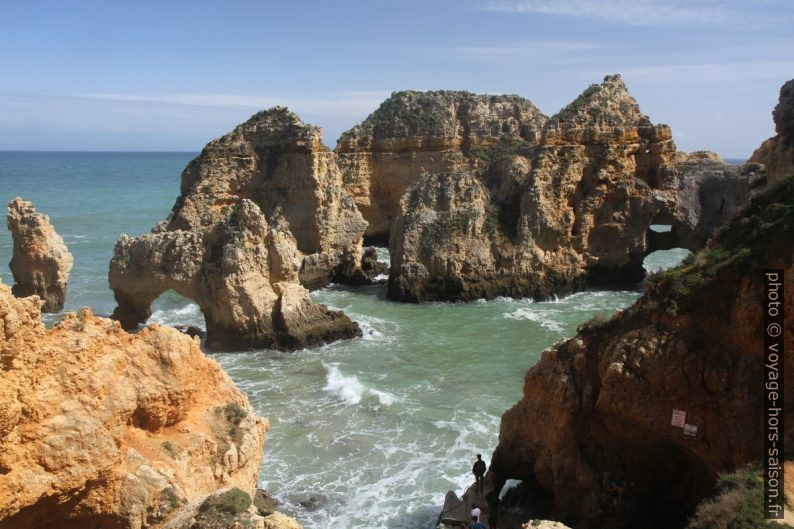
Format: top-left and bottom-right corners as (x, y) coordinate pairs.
(323, 363), (396, 406)
(502, 308), (564, 332)
(148, 303), (204, 328)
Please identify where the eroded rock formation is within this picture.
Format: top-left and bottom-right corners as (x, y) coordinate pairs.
(489, 177), (794, 529)
(109, 108), (364, 350)
(6, 198), (73, 312)
(0, 279), (299, 529)
(336, 91), (547, 239)
(387, 75), (757, 302)
(110, 200), (360, 351)
(750, 78), (794, 184)
(163, 107), (367, 288)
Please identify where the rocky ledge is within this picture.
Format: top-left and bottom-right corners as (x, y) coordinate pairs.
(488, 176), (794, 528)
(109, 108), (365, 350)
(6, 198), (73, 312)
(387, 75), (758, 302)
(0, 279), (300, 528)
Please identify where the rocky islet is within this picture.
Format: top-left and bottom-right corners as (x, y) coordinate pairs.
(6, 197), (73, 313)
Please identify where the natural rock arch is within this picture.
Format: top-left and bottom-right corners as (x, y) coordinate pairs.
(110, 200), (360, 350)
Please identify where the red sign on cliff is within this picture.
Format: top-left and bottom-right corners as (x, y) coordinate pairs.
(671, 409), (686, 428)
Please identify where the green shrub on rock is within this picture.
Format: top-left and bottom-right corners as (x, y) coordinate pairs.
(200, 487), (252, 515)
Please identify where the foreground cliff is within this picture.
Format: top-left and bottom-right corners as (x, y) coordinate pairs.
(387, 75), (755, 302)
(109, 108), (364, 350)
(0, 281), (298, 528)
(490, 176), (794, 528)
(7, 198), (73, 312)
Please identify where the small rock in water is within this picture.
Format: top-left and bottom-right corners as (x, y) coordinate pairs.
(254, 489), (278, 516)
(174, 325), (206, 340)
(298, 497), (320, 511)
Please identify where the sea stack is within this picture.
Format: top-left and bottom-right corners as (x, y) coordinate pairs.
(385, 75), (757, 302)
(0, 278), (300, 528)
(7, 197), (73, 312)
(109, 108), (364, 350)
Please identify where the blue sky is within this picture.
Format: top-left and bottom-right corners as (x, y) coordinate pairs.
(1, 0), (792, 157)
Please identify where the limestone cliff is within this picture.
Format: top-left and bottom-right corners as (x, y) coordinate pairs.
(163, 106), (367, 288)
(336, 90), (547, 239)
(109, 108), (365, 350)
(0, 279), (299, 529)
(110, 200), (360, 351)
(750, 78), (794, 185)
(6, 198), (73, 312)
(388, 75), (755, 302)
(489, 177), (794, 529)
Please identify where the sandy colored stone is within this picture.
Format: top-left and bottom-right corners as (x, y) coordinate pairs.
(489, 178), (794, 528)
(337, 90), (547, 239)
(6, 197), (73, 312)
(0, 278), (271, 528)
(388, 75), (757, 302)
(109, 200), (360, 351)
(109, 109), (365, 351)
(164, 106), (367, 288)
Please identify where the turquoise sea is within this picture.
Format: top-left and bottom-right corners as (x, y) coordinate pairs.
(0, 152), (689, 529)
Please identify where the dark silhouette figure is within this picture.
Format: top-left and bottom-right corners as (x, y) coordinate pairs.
(473, 454), (487, 493)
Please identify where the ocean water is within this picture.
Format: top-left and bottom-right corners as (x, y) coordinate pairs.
(0, 152), (688, 529)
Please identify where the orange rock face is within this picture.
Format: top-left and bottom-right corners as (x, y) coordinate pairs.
(6, 198), (74, 312)
(0, 280), (269, 528)
(490, 177), (794, 528)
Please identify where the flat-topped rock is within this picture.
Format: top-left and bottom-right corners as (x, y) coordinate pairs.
(337, 90), (547, 238)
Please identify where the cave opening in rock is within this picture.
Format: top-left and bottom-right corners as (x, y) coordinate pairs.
(146, 289), (206, 337)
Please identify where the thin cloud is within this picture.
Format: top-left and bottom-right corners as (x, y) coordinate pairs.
(619, 60), (794, 80)
(78, 92), (385, 121)
(481, 0), (735, 26)
(417, 40), (609, 63)
(450, 40), (609, 59)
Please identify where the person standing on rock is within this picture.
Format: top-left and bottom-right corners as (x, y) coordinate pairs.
(469, 515), (486, 529)
(473, 454), (487, 493)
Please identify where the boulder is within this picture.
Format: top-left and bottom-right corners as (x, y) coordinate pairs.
(6, 198), (73, 312)
(489, 177), (794, 528)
